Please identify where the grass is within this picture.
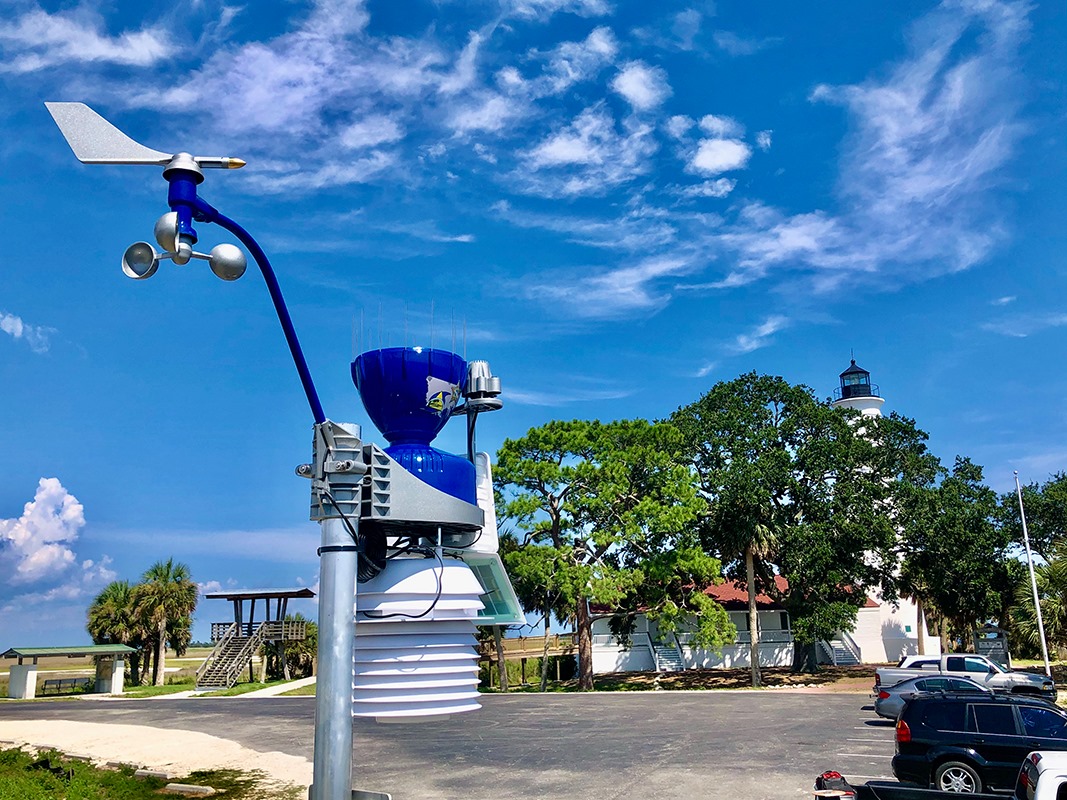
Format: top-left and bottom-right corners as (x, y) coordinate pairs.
(197, 679), (292, 697)
(279, 682), (317, 696)
(0, 747), (302, 800)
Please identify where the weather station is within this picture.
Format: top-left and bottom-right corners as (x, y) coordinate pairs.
(45, 102), (524, 800)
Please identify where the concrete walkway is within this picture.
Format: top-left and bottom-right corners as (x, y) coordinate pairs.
(237, 677), (316, 697)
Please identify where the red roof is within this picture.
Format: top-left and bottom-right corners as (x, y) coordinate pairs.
(705, 576), (788, 609)
(704, 576), (879, 609)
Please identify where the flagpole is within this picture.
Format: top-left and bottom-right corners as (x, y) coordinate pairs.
(1015, 471), (1051, 678)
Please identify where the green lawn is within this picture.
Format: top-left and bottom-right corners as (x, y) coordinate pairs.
(0, 747), (301, 800)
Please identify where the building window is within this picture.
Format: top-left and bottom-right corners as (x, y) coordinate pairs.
(780, 612), (790, 631)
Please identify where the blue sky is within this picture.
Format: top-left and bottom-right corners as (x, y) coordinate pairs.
(0, 0), (1064, 647)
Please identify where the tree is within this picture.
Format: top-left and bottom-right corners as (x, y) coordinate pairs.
(86, 580), (147, 682)
(266, 614), (318, 679)
(1000, 473), (1067, 561)
(899, 457), (1010, 649)
(498, 529), (570, 691)
(674, 372), (939, 673)
(133, 558), (198, 686)
(495, 418), (729, 690)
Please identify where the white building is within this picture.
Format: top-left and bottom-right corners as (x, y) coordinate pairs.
(589, 359), (940, 674)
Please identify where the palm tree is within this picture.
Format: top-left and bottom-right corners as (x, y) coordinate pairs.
(87, 580), (148, 682)
(87, 580), (135, 643)
(1013, 541), (1067, 658)
(133, 559), (198, 686)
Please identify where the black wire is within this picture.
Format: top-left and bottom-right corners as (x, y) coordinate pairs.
(361, 548), (445, 620)
(319, 490), (359, 545)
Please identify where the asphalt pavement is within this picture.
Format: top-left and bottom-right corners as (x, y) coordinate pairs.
(0, 690), (898, 800)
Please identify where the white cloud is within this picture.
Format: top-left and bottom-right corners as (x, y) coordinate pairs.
(991, 295), (1016, 306)
(611, 61), (672, 111)
(506, 0), (612, 21)
(729, 315), (790, 354)
(665, 115), (694, 139)
(494, 198), (678, 252)
(528, 26), (618, 96)
(756, 130), (773, 151)
(0, 311), (53, 353)
(506, 386), (634, 406)
(712, 30), (779, 57)
(699, 114), (744, 138)
(0, 478), (86, 585)
(671, 9), (703, 51)
(674, 178), (737, 199)
(804, 0), (1030, 279)
(519, 105), (658, 196)
(0, 7), (174, 73)
(339, 114), (405, 149)
(524, 255), (694, 318)
(448, 93), (524, 134)
(693, 361), (717, 379)
(981, 313), (1067, 338)
(690, 138), (752, 174)
(438, 30), (486, 95)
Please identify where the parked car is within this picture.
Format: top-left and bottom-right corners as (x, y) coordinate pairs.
(875, 676), (992, 719)
(893, 693), (1067, 793)
(875, 654), (1056, 700)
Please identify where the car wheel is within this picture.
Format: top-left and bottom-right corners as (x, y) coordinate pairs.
(934, 761), (983, 793)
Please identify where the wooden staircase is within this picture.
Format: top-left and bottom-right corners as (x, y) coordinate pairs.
(195, 622), (269, 690)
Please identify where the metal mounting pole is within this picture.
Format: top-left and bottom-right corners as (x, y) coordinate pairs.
(1015, 471), (1051, 678)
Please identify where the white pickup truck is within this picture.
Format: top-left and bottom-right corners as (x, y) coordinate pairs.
(874, 654), (1056, 700)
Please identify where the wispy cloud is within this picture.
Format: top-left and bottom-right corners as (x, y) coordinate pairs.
(728, 315), (790, 354)
(712, 30), (781, 57)
(506, 385), (634, 406)
(511, 1), (1033, 314)
(991, 295), (1016, 306)
(0, 312), (53, 353)
(522, 255), (695, 318)
(505, 0), (612, 21)
(982, 312), (1067, 338)
(0, 7), (174, 73)
(518, 104), (658, 196)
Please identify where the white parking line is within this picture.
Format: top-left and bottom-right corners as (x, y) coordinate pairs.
(837, 753), (894, 759)
(846, 738), (891, 742)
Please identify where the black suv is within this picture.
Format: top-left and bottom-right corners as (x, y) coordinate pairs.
(893, 692), (1067, 793)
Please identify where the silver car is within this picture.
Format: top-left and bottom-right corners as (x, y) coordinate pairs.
(874, 674), (991, 719)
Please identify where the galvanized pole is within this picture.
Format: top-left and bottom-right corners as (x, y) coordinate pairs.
(308, 420), (366, 800)
(1014, 471), (1051, 678)
(313, 516), (358, 799)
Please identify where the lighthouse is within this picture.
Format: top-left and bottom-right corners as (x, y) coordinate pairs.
(832, 358), (885, 417)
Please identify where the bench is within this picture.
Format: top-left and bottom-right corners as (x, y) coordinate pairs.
(41, 677), (92, 694)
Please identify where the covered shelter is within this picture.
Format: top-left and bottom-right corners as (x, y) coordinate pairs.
(198, 587), (314, 689)
(2, 644), (135, 699)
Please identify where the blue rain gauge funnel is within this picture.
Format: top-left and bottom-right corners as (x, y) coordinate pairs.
(351, 346), (476, 505)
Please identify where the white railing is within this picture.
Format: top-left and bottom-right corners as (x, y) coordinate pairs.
(837, 631), (862, 663)
(676, 629), (794, 645)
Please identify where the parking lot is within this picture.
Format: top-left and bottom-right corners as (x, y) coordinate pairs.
(0, 690), (899, 799)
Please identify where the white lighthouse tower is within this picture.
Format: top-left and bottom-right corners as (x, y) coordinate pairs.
(832, 358), (885, 418)
(828, 356), (939, 663)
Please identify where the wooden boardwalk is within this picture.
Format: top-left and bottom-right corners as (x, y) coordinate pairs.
(478, 633), (578, 662)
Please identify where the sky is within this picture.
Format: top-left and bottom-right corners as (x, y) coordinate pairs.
(0, 0), (1064, 647)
